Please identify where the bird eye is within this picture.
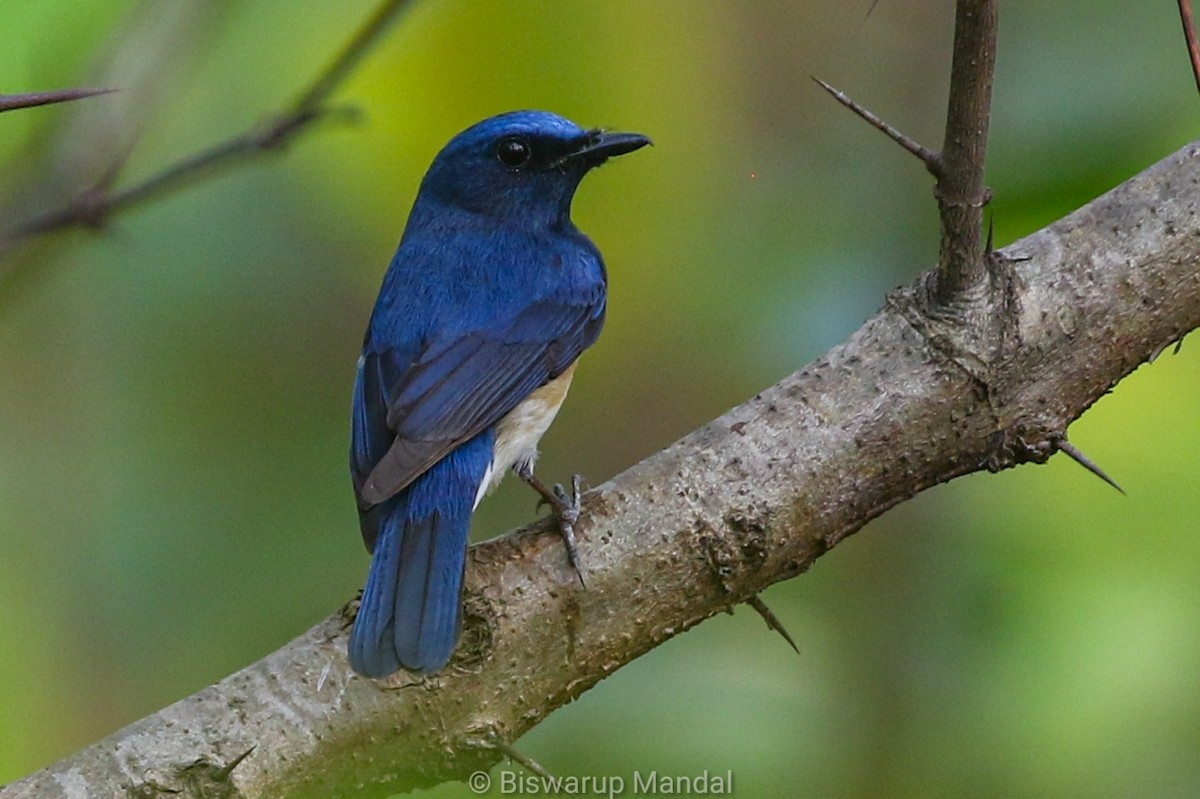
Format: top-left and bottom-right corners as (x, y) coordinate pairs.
(495, 136), (532, 168)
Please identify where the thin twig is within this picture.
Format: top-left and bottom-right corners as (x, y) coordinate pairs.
(1179, 0), (1200, 96)
(2, 0), (414, 244)
(1054, 438), (1125, 495)
(0, 88), (116, 114)
(934, 0), (999, 303)
(291, 0), (413, 117)
(811, 76), (941, 174)
(746, 595), (799, 654)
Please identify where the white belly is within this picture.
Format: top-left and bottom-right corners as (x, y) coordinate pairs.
(473, 362), (577, 509)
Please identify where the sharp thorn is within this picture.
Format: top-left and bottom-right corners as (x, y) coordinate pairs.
(746, 595), (799, 655)
(1055, 438), (1125, 495)
(215, 746), (256, 781)
(1173, 336), (1185, 355)
(0, 87), (117, 114)
(810, 75), (942, 175)
(490, 736), (555, 780)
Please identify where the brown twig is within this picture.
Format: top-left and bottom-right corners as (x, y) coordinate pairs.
(935, 0), (999, 302)
(0, 87), (116, 114)
(1180, 0), (1200, 96)
(2, 0), (414, 244)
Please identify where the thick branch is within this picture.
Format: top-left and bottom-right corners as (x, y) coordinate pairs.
(3, 138), (1197, 799)
(936, 0), (998, 301)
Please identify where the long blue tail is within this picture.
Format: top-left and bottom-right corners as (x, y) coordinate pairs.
(348, 432), (493, 677)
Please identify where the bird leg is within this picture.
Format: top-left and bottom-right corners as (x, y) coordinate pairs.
(514, 463), (586, 587)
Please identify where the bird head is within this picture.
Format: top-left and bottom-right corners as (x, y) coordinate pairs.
(416, 110), (650, 226)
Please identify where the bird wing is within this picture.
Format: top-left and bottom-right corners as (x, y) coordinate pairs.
(351, 289), (604, 515)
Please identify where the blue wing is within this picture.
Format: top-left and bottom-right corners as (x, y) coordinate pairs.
(351, 286), (604, 551)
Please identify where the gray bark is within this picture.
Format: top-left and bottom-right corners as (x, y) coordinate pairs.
(3, 138), (1198, 798)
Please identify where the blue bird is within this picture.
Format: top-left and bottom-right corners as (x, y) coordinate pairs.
(348, 110), (650, 677)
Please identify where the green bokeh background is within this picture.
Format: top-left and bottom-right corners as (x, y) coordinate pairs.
(1, 1), (1198, 796)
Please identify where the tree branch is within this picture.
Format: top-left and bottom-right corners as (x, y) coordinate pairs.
(0, 0), (414, 248)
(2, 2), (1194, 796)
(813, 1), (998, 305)
(935, 0), (998, 302)
(1180, 0), (1200, 95)
(3, 136), (1197, 799)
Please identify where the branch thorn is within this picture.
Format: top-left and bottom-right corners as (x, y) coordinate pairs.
(481, 733), (555, 780)
(215, 746), (256, 781)
(1054, 438), (1125, 495)
(810, 75), (942, 176)
(746, 595), (799, 655)
(0, 87), (116, 114)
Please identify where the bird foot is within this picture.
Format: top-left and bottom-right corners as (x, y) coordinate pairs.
(552, 475), (585, 587)
(516, 466), (587, 587)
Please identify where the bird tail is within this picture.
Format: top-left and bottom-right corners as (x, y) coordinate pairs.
(348, 433), (493, 677)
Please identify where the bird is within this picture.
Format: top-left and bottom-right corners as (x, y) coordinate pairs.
(347, 110), (650, 678)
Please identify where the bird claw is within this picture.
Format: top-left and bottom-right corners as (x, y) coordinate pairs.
(515, 465), (587, 587)
(552, 475), (585, 587)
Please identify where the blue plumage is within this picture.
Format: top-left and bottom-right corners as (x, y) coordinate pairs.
(348, 111), (649, 676)
(350, 431), (493, 676)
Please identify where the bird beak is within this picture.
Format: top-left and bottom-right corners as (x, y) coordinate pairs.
(558, 129), (652, 168)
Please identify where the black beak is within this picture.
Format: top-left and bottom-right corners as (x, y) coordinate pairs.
(559, 129), (652, 168)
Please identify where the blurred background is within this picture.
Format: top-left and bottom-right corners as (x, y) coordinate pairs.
(0, 1), (1197, 796)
